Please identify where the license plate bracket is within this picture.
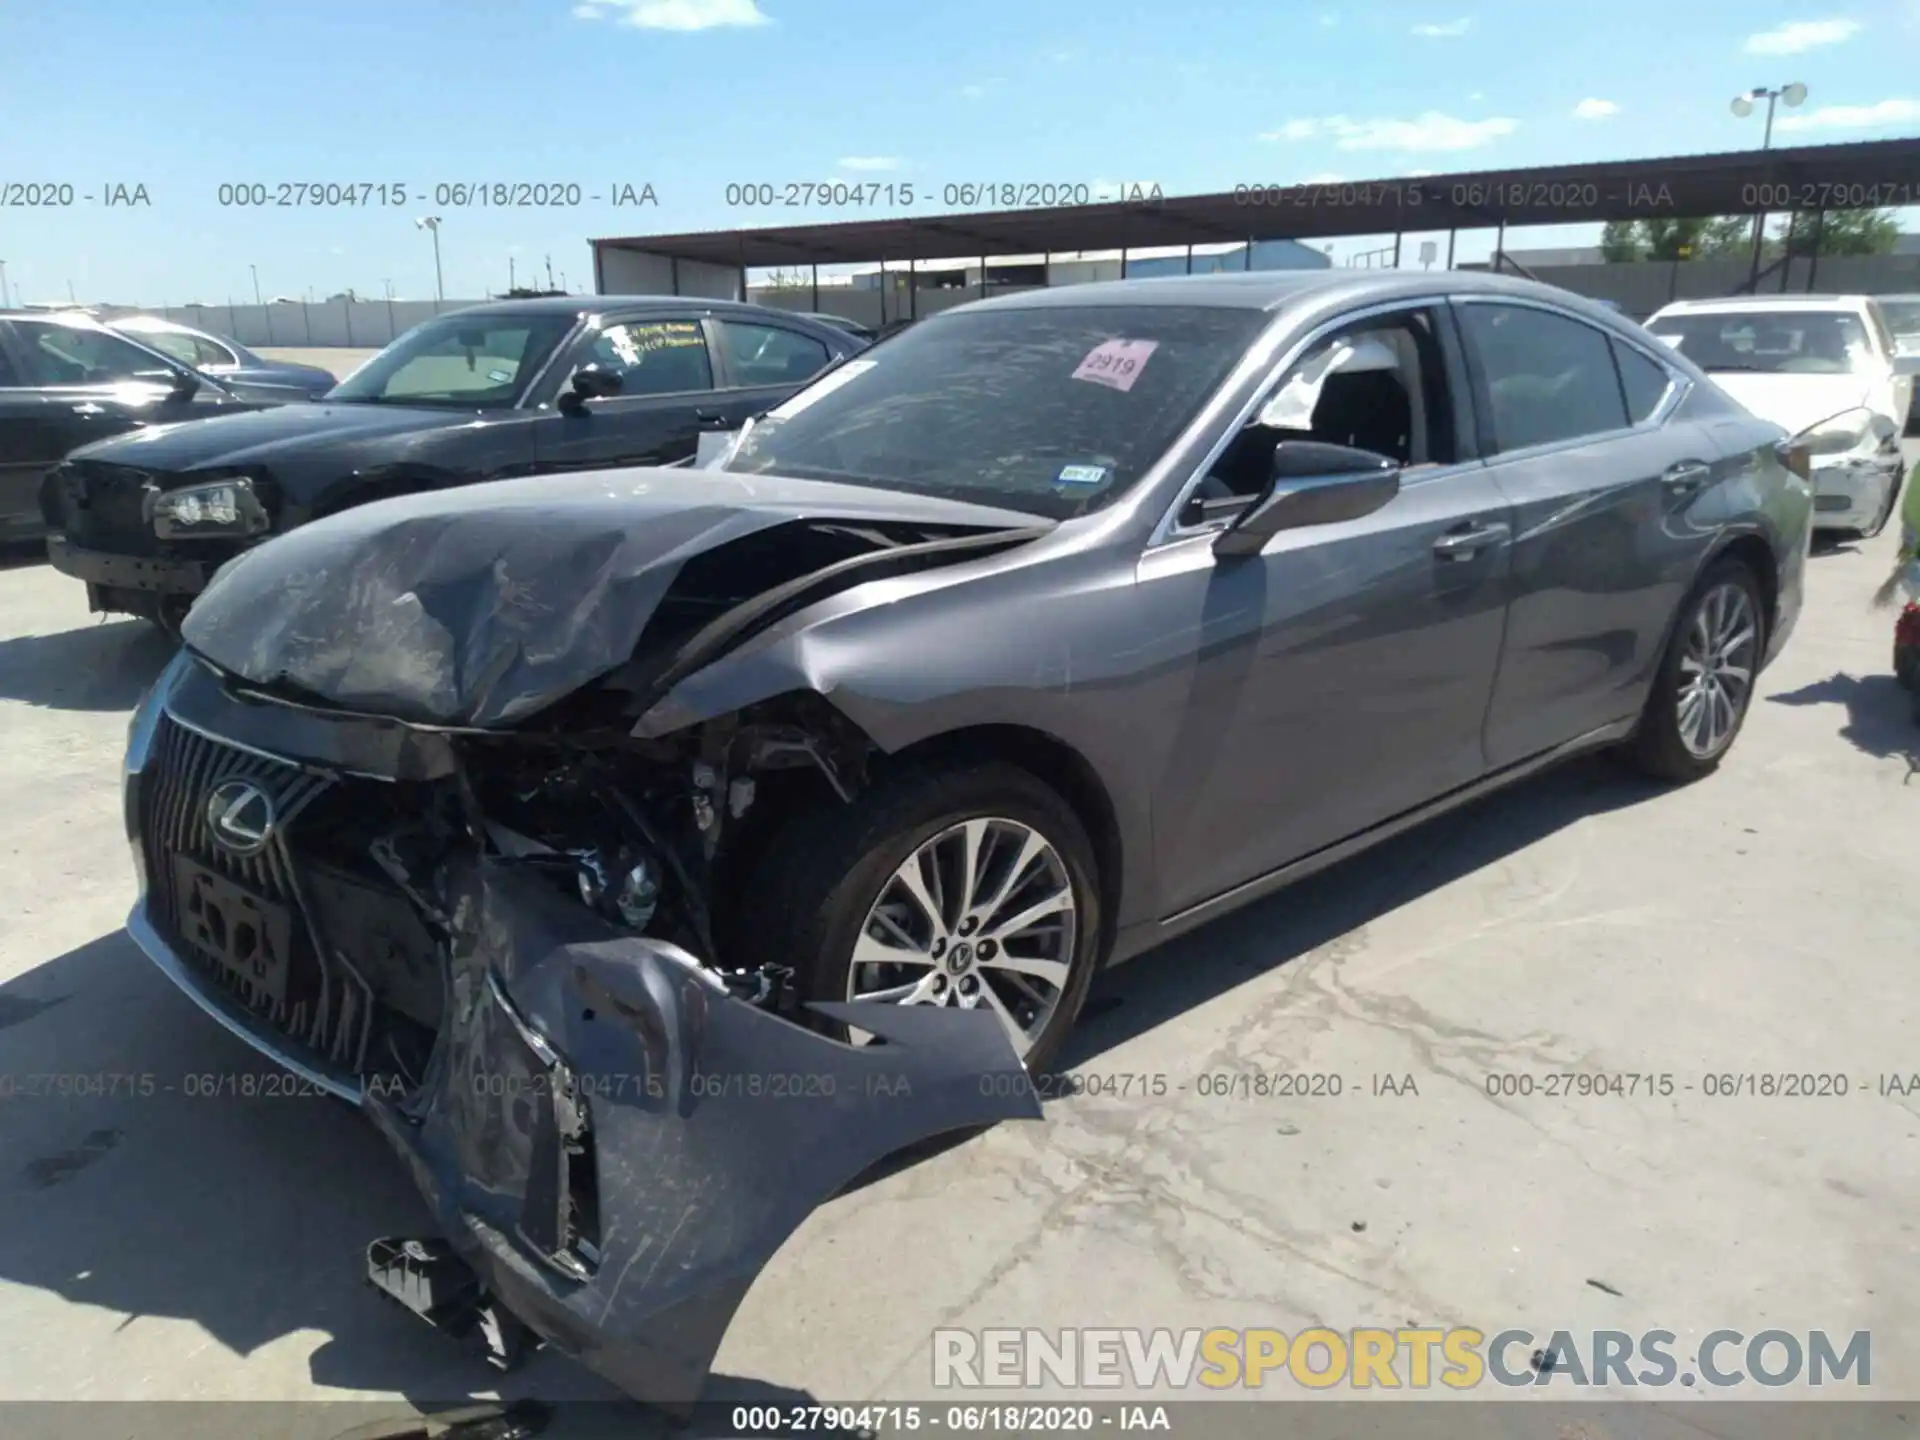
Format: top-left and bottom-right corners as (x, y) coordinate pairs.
(171, 855), (294, 1011)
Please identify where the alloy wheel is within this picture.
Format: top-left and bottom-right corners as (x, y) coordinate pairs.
(847, 817), (1078, 1058)
(1675, 581), (1758, 759)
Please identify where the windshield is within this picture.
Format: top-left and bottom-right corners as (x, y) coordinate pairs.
(717, 304), (1269, 518)
(326, 311), (576, 408)
(1646, 310), (1874, 376)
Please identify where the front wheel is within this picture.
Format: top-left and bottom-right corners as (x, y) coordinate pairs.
(1627, 558), (1766, 783)
(741, 760), (1104, 1076)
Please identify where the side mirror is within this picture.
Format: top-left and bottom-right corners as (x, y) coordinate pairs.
(166, 369), (202, 401)
(1213, 441), (1401, 558)
(559, 364), (622, 415)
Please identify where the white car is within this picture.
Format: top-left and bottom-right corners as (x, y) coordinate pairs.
(1645, 295), (1917, 537)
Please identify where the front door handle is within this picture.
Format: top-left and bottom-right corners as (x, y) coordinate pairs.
(71, 402), (106, 416)
(1432, 520), (1510, 560)
(694, 409), (728, 426)
(1663, 460), (1713, 495)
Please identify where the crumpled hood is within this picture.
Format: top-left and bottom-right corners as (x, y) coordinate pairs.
(70, 399), (476, 472)
(180, 466), (1043, 728)
(1707, 372), (1875, 437)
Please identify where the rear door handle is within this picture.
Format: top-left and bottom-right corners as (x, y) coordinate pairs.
(1432, 520), (1510, 560)
(1663, 460), (1712, 494)
(694, 409), (727, 426)
(71, 402), (106, 416)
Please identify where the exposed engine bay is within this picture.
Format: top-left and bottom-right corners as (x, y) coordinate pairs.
(129, 488), (1056, 1412)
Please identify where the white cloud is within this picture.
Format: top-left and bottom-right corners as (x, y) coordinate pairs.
(1775, 96), (1920, 131)
(1318, 12), (1338, 25)
(839, 156), (901, 171)
(1412, 17), (1473, 36)
(575, 0), (772, 29)
(1743, 18), (1860, 53)
(960, 77), (1005, 99)
(1573, 97), (1619, 119)
(1260, 111), (1518, 151)
(1468, 91), (1485, 100)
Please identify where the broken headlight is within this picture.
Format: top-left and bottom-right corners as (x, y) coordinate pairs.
(148, 475), (272, 539)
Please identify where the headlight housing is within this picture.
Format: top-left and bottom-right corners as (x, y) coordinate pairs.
(146, 474), (272, 539)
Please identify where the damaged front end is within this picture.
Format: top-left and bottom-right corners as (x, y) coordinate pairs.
(122, 475), (1054, 1411)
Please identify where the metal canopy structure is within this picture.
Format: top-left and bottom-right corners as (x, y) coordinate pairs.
(593, 138), (1920, 269)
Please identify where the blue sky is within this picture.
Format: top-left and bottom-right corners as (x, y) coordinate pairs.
(3, 0), (1919, 305)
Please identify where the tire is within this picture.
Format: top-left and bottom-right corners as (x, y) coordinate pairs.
(1628, 557), (1767, 783)
(144, 597), (191, 643)
(739, 758), (1104, 1076)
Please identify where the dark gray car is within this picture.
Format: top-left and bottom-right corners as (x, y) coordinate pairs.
(121, 269), (1810, 1413)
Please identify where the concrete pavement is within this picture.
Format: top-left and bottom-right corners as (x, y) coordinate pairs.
(0, 510), (1915, 1433)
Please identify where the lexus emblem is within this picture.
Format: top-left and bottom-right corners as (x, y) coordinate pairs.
(205, 780), (275, 857)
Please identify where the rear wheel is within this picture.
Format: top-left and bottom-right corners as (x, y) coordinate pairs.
(1627, 558), (1766, 783)
(741, 759), (1104, 1076)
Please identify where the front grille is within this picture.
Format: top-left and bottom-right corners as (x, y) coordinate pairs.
(61, 461), (163, 554)
(140, 713), (383, 1076)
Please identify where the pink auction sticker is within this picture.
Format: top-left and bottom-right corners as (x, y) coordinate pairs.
(1072, 338), (1159, 393)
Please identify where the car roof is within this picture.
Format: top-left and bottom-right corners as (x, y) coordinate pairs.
(937, 268), (1626, 319)
(103, 313), (194, 333)
(447, 294), (828, 321)
(1651, 295), (1875, 314)
(0, 308), (113, 330)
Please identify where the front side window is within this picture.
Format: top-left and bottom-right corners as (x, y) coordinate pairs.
(580, 319), (714, 397)
(327, 312), (576, 408)
(717, 320), (832, 388)
(12, 322), (181, 388)
(1188, 308), (1456, 511)
(1645, 309), (1874, 376)
(1458, 302), (1628, 453)
(719, 304), (1270, 519)
(1877, 300), (1920, 341)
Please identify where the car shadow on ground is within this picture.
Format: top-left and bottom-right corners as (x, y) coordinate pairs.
(1768, 671), (1920, 771)
(0, 930), (840, 1430)
(0, 617), (175, 710)
(851, 751), (1670, 1185)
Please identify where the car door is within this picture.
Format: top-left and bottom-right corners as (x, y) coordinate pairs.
(705, 315), (840, 430)
(0, 319), (197, 540)
(1453, 297), (1722, 768)
(530, 314), (721, 473)
(1141, 301), (1517, 916)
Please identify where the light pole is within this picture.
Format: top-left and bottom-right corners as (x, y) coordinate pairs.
(0, 260), (9, 308)
(249, 264), (262, 305)
(1733, 83), (1807, 288)
(416, 216), (444, 305)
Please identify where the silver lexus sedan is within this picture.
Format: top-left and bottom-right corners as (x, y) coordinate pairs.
(121, 269), (1811, 1413)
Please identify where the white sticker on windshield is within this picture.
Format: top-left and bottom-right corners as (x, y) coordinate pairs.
(1056, 464), (1109, 485)
(487, 369), (513, 384)
(767, 359), (878, 420)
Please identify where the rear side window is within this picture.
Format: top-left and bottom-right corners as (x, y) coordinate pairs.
(1458, 302), (1629, 453)
(1612, 340), (1672, 425)
(0, 328), (20, 386)
(717, 320), (832, 388)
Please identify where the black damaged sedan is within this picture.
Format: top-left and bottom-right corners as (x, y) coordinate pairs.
(123, 270), (1810, 1410)
(43, 296), (862, 631)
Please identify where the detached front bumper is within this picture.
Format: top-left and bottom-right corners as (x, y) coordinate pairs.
(1810, 455), (1900, 532)
(121, 656), (1042, 1411)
